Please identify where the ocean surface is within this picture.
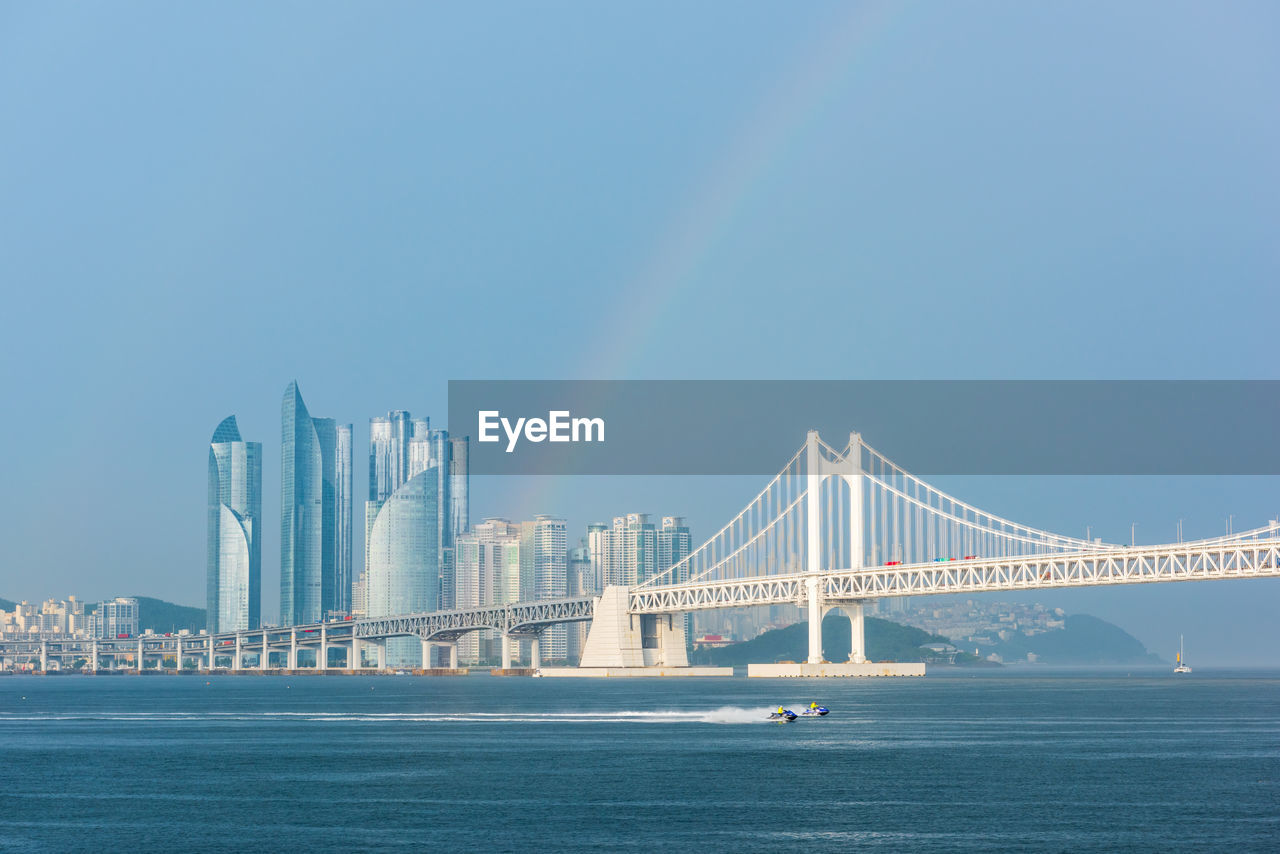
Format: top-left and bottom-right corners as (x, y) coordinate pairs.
(1, 668), (1277, 853)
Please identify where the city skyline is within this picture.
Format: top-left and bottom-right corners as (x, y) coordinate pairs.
(2, 3), (1277, 664)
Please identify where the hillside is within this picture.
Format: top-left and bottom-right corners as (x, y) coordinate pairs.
(989, 614), (1163, 665)
(0, 597), (14, 611)
(690, 613), (984, 666)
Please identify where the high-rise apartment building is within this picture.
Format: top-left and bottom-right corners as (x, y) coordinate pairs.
(566, 539), (596, 662)
(280, 381), (352, 626)
(92, 597), (139, 639)
(207, 416), (262, 632)
(578, 514), (691, 663)
(453, 518), (522, 663)
(521, 515), (568, 661)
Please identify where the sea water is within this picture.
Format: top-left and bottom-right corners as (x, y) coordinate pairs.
(1, 669), (1277, 852)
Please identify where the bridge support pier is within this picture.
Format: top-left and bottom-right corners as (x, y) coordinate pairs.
(839, 602), (867, 664)
(319, 625), (328, 670)
(288, 631), (298, 670)
(805, 578), (824, 664)
(449, 643), (458, 669)
(233, 634), (242, 671)
(376, 641), (386, 671)
(352, 637), (362, 669)
(420, 639), (432, 669)
(501, 634), (513, 670)
(137, 638), (144, 672)
(529, 636), (541, 670)
(40, 641), (48, 672)
(90, 640), (98, 673)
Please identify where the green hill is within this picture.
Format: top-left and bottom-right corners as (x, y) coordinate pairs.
(991, 614), (1163, 665)
(690, 613), (983, 666)
(0, 597), (14, 611)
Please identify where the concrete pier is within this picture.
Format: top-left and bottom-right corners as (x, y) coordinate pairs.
(747, 661), (925, 678)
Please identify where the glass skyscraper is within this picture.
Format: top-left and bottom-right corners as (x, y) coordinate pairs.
(280, 382), (352, 626)
(363, 410), (443, 666)
(358, 412), (468, 626)
(207, 416), (262, 633)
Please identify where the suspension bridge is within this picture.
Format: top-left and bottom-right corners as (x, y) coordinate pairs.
(5, 431), (1278, 675)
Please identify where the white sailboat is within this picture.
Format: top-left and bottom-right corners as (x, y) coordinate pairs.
(1174, 635), (1192, 674)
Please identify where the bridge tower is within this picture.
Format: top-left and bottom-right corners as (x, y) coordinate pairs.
(804, 430), (866, 666)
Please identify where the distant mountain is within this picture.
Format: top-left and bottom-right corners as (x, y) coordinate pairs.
(987, 614), (1163, 665)
(690, 613), (984, 666)
(0, 597), (15, 611)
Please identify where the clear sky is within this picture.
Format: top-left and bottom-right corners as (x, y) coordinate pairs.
(1, 2), (1277, 663)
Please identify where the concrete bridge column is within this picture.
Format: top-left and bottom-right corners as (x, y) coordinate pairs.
(319, 625), (328, 670)
(40, 641), (48, 672)
(420, 639), (431, 669)
(805, 430), (825, 665)
(376, 641), (386, 671)
(207, 638), (214, 670)
(262, 630), (269, 670)
(529, 637), (541, 670)
(173, 642), (181, 671)
(234, 634), (242, 671)
(448, 644), (458, 669)
(501, 634), (513, 670)
(840, 602), (867, 664)
(137, 638), (144, 672)
(352, 637), (362, 670)
(288, 631), (298, 670)
(90, 640), (98, 673)
(806, 578), (824, 664)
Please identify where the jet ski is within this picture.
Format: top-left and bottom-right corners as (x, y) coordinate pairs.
(768, 708), (798, 722)
(801, 705), (829, 717)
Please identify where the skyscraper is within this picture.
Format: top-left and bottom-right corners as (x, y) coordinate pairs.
(578, 513), (691, 663)
(360, 412), (468, 618)
(207, 416), (262, 632)
(521, 515), (568, 661)
(361, 410), (469, 666)
(366, 466), (439, 666)
(280, 382), (352, 626)
(453, 519), (522, 664)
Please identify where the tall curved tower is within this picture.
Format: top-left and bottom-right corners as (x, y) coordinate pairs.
(207, 416), (262, 632)
(365, 468), (439, 666)
(281, 382), (352, 626)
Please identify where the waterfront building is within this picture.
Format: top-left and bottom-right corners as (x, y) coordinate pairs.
(365, 468), (439, 667)
(587, 513), (688, 588)
(207, 416), (262, 632)
(521, 516), (568, 661)
(0, 597), (88, 638)
(578, 514), (691, 663)
(359, 413), (468, 623)
(565, 540), (596, 662)
(453, 519), (522, 664)
(91, 597), (139, 639)
(280, 382), (352, 626)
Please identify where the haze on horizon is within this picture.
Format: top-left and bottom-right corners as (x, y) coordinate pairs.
(1, 2), (1277, 664)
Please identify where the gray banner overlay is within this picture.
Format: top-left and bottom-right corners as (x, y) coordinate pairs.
(447, 381), (1280, 475)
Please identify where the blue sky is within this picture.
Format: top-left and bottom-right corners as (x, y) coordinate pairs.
(1, 2), (1277, 662)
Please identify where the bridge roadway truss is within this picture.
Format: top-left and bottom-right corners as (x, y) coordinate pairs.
(627, 538), (1280, 613)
